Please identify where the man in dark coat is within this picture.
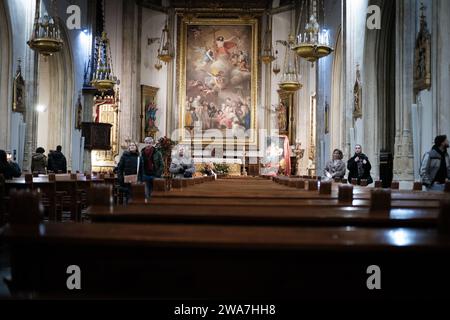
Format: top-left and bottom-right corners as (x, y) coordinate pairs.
(140, 137), (163, 202)
(347, 144), (373, 185)
(48, 145), (67, 173)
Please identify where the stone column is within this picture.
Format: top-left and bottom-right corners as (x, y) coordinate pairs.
(394, 0), (415, 182)
(433, 0), (450, 136)
(120, 0), (141, 144)
(81, 92), (95, 173)
(22, 2), (38, 172)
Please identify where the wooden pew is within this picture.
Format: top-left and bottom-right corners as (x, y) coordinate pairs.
(87, 183), (441, 228)
(3, 221), (450, 299)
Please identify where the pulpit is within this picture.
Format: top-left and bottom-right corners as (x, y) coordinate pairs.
(81, 122), (112, 151)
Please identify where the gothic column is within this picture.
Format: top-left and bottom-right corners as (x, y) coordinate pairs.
(433, 0), (450, 136)
(394, 0), (415, 182)
(23, 1), (39, 171)
(120, 0), (141, 143)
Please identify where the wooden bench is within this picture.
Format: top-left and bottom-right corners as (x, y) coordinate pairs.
(3, 221), (450, 299)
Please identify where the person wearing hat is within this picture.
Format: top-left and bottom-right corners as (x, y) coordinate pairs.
(420, 135), (450, 191)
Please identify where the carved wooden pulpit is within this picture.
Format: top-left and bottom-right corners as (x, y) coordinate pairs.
(81, 122), (112, 151)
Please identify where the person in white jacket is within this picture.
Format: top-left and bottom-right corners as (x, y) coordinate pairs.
(169, 145), (196, 179)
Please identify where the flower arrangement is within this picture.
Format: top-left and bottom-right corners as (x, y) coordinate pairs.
(212, 163), (230, 175)
(155, 136), (177, 158)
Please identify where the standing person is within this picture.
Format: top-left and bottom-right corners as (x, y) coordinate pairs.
(47, 145), (67, 173)
(117, 142), (140, 204)
(140, 137), (163, 203)
(31, 147), (47, 174)
(324, 149), (346, 181)
(420, 135), (450, 191)
(347, 144), (373, 185)
(0, 150), (21, 179)
(169, 145), (196, 179)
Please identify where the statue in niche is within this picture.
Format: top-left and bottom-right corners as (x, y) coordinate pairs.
(75, 95), (83, 130)
(353, 64), (362, 120)
(414, 3), (431, 92)
(293, 142), (305, 176)
(275, 101), (288, 133)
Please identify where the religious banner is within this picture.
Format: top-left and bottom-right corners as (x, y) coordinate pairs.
(177, 16), (258, 145)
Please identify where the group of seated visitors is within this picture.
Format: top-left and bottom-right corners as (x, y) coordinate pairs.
(323, 134), (449, 191)
(323, 145), (373, 185)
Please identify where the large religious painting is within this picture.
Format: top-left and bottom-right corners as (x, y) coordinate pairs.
(177, 17), (258, 145)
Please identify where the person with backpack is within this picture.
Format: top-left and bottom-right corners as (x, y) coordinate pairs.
(420, 135), (450, 191)
(47, 145), (67, 173)
(140, 137), (163, 202)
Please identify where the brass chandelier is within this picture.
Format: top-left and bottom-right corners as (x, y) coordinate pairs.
(291, 0), (333, 65)
(277, 6), (302, 93)
(91, 31), (117, 92)
(157, 17), (174, 63)
(278, 35), (302, 92)
(27, 0), (63, 56)
(261, 12), (276, 64)
(90, 0), (118, 92)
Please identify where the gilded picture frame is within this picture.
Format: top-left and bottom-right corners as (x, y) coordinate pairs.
(177, 16), (258, 146)
(140, 85), (159, 142)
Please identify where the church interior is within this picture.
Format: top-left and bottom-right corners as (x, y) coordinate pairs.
(0, 0), (450, 302)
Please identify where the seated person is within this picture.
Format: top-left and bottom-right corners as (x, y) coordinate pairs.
(169, 145), (196, 179)
(0, 150), (21, 179)
(323, 149), (346, 181)
(260, 143), (284, 176)
(203, 162), (217, 179)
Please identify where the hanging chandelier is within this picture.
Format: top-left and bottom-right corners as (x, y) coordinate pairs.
(27, 0), (63, 56)
(291, 0), (333, 65)
(272, 49), (281, 75)
(278, 35), (302, 92)
(91, 31), (117, 92)
(157, 17), (173, 63)
(261, 13), (276, 64)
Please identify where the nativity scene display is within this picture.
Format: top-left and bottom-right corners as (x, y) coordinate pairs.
(181, 21), (255, 139)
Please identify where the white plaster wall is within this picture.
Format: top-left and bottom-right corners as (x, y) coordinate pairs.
(36, 58), (50, 153)
(5, 0), (36, 169)
(271, 10), (291, 129)
(141, 8), (168, 139)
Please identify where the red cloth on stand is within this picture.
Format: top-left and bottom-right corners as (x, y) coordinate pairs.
(281, 135), (291, 176)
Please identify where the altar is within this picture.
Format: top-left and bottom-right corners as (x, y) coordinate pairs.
(194, 158), (242, 176)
